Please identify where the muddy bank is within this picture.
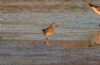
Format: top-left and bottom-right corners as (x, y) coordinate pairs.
(0, 39), (90, 48)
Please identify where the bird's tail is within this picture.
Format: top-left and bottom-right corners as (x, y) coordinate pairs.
(42, 29), (45, 34)
(89, 3), (94, 7)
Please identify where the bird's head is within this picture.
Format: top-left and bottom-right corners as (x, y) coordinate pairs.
(51, 22), (58, 28)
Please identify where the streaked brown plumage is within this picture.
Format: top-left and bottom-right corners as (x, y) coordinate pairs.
(89, 3), (100, 15)
(42, 22), (57, 42)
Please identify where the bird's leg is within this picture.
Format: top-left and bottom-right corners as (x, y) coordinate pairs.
(46, 36), (48, 41)
(45, 36), (50, 45)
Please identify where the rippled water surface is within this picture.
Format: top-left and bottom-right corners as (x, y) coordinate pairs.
(1, 12), (100, 40)
(0, 12), (100, 65)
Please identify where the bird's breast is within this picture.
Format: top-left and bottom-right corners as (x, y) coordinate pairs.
(46, 28), (54, 36)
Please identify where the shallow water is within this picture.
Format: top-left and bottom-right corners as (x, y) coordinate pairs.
(1, 12), (100, 41)
(0, 43), (100, 65)
(0, 12), (100, 65)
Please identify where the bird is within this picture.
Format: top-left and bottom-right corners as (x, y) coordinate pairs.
(89, 3), (100, 15)
(42, 22), (58, 45)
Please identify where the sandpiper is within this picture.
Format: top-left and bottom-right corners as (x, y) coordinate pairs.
(42, 22), (58, 45)
(89, 3), (100, 15)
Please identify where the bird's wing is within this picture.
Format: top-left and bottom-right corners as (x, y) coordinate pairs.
(95, 6), (100, 11)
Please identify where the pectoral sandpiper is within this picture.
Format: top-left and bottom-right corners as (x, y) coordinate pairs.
(42, 22), (58, 45)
